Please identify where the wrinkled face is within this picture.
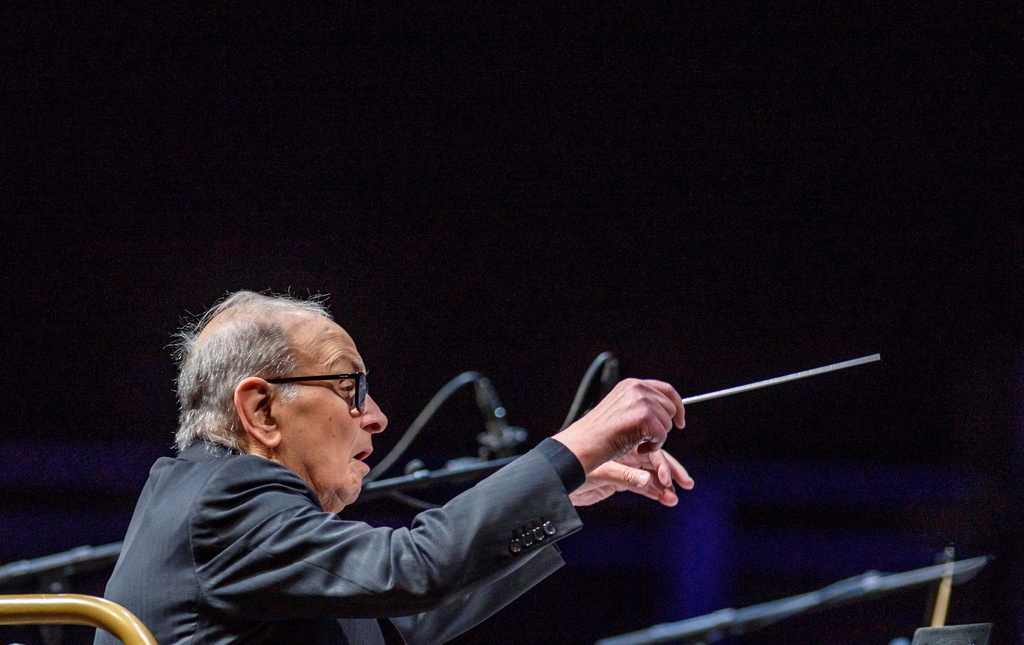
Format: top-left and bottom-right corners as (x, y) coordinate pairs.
(271, 314), (388, 513)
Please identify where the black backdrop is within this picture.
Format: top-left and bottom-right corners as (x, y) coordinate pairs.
(3, 4), (1022, 644)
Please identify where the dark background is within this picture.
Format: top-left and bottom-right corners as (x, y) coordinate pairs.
(2, 3), (1022, 644)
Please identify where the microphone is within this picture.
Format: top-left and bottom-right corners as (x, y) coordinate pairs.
(473, 377), (527, 460)
(598, 354), (620, 399)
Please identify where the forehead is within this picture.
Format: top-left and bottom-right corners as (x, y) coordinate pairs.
(290, 313), (365, 373)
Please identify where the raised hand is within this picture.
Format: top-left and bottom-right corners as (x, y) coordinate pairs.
(569, 448), (694, 507)
(552, 378), (686, 473)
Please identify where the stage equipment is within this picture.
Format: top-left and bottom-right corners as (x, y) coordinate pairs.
(473, 376), (528, 459)
(364, 370), (501, 483)
(594, 556), (989, 645)
(0, 543), (121, 593)
(358, 455), (519, 503)
(561, 351), (621, 429)
(359, 370), (527, 509)
(930, 545), (957, 627)
(911, 623), (991, 645)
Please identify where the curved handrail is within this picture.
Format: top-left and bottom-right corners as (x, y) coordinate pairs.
(0, 593), (156, 645)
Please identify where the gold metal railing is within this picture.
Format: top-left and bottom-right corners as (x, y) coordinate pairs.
(0, 594), (156, 645)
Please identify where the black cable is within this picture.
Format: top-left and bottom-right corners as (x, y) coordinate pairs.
(560, 352), (618, 430)
(365, 371), (485, 483)
(374, 354), (618, 508)
(387, 491), (440, 510)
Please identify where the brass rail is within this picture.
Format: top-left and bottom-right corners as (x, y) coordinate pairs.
(0, 594), (156, 645)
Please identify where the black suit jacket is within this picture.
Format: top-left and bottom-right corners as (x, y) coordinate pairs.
(96, 440), (583, 644)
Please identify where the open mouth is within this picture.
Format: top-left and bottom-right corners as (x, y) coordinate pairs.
(353, 449), (372, 461)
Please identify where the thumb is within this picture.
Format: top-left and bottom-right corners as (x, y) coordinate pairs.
(599, 461), (651, 488)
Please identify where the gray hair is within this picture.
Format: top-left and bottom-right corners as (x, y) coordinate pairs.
(172, 290), (333, 452)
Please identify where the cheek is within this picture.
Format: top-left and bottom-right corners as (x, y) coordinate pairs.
(329, 425), (352, 449)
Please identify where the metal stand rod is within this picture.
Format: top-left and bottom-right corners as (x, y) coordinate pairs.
(595, 556), (989, 645)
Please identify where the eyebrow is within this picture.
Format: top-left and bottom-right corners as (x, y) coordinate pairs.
(350, 355), (367, 374)
(326, 354), (366, 375)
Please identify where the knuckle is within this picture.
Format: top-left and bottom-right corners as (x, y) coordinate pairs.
(619, 378), (643, 394)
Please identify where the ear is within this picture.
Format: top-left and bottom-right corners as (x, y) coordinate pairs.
(235, 377), (282, 451)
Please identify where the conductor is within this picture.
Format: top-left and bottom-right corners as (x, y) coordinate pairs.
(96, 290), (693, 644)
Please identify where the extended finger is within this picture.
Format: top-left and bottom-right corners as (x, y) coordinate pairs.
(656, 486), (680, 507)
(597, 461), (652, 489)
(643, 449), (672, 487)
(660, 450), (695, 490)
(597, 462), (673, 503)
(644, 380), (685, 429)
(640, 401), (673, 451)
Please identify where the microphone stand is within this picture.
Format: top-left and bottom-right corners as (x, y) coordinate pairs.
(357, 455), (519, 503)
(0, 543), (123, 592)
(594, 556), (991, 645)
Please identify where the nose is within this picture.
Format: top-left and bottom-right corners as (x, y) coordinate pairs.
(359, 395), (388, 434)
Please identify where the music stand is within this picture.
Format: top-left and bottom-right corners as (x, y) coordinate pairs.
(911, 623), (992, 645)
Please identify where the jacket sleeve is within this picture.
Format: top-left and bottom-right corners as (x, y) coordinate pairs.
(390, 538), (565, 644)
(190, 447), (583, 621)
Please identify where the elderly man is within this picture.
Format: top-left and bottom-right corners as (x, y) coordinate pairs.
(96, 291), (692, 645)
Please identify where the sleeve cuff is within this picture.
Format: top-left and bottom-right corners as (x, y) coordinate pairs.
(534, 438), (586, 493)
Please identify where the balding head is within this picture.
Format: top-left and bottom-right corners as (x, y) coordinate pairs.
(173, 291), (336, 452)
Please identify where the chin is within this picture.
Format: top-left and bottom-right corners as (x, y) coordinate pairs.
(324, 486), (361, 513)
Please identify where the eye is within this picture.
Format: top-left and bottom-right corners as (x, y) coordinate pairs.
(337, 379), (357, 398)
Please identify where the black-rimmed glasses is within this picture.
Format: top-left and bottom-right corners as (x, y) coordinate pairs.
(266, 372), (368, 413)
